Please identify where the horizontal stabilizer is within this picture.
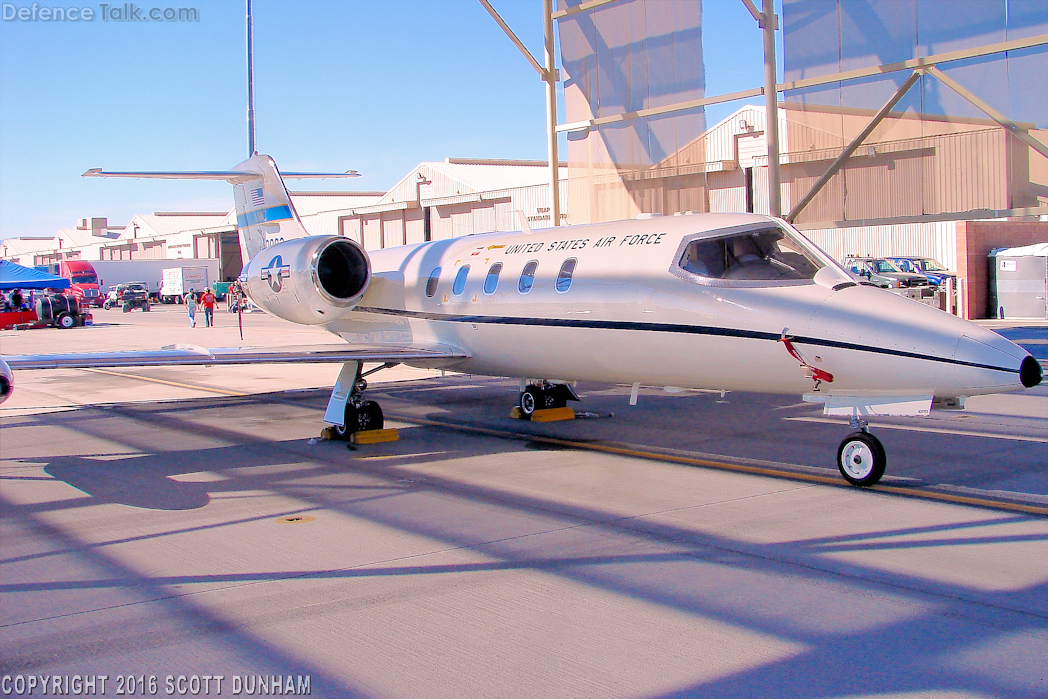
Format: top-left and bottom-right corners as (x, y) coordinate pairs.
(83, 168), (358, 182)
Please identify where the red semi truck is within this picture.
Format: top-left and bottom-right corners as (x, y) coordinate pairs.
(44, 260), (104, 307)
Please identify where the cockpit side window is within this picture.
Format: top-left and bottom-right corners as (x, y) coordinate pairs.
(678, 227), (822, 283)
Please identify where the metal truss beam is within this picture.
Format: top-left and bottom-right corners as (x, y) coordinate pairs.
(786, 70), (922, 223)
(556, 32), (1047, 133)
(477, 0), (547, 79)
(551, 0), (621, 20)
(478, 0), (560, 226)
(924, 65), (1048, 161)
(793, 205), (1048, 231)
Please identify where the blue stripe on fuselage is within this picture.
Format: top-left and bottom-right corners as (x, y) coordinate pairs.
(237, 205), (293, 228)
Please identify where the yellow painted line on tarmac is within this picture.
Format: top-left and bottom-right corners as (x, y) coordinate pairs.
(390, 413), (1048, 517)
(81, 368), (248, 397)
(785, 415), (1048, 443)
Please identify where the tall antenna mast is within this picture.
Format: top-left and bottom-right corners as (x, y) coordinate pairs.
(246, 0), (256, 157)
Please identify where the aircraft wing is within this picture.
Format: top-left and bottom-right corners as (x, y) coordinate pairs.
(2, 343), (469, 370)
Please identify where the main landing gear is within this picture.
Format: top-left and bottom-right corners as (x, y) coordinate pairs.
(330, 362), (393, 440)
(517, 381), (579, 418)
(836, 416), (886, 487)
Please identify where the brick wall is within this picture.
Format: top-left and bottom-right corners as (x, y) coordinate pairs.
(955, 221), (1048, 319)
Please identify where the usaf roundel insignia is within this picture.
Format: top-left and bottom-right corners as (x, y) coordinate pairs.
(261, 255), (291, 292)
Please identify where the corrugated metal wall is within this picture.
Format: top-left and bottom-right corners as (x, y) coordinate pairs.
(785, 128), (1008, 225)
(708, 169), (746, 212)
(381, 211), (405, 248)
(800, 220), (959, 270)
(405, 209), (425, 246)
(362, 215), (381, 250)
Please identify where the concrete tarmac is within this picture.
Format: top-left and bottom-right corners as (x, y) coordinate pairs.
(2, 305), (1047, 697)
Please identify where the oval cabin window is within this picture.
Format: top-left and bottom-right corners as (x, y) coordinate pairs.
(518, 260), (538, 293)
(425, 267), (441, 297)
(556, 258), (577, 293)
(452, 265), (470, 295)
(484, 262), (502, 295)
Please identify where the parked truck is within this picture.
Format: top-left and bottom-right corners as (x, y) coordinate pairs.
(42, 260), (104, 307)
(91, 259), (219, 303)
(161, 266), (212, 304)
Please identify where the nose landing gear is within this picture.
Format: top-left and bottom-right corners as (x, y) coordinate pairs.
(517, 381), (579, 418)
(836, 416), (886, 487)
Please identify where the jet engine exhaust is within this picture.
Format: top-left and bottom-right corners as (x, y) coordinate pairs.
(316, 238), (369, 304)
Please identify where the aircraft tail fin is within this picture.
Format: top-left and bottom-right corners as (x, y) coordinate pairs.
(84, 154), (358, 263)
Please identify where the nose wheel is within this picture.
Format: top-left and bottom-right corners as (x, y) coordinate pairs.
(517, 381), (578, 418)
(836, 430), (886, 487)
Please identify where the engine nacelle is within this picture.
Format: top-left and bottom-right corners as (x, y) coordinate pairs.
(242, 236), (371, 326)
(0, 357), (13, 405)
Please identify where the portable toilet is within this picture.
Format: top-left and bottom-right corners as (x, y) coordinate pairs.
(988, 243), (1048, 319)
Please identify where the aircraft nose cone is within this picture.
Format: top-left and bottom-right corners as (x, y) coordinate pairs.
(1020, 355), (1043, 388)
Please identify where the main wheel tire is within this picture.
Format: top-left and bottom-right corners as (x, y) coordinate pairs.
(103, 301), (113, 310)
(122, 303), (131, 312)
(333, 404), (360, 440)
(358, 400), (384, 432)
(837, 432), (886, 487)
(57, 313), (76, 329)
(543, 385), (568, 410)
(519, 386), (542, 416)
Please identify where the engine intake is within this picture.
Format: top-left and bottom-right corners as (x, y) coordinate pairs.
(243, 236), (371, 325)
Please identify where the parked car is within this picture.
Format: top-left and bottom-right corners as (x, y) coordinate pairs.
(103, 282), (151, 312)
(885, 256), (956, 286)
(842, 256), (932, 290)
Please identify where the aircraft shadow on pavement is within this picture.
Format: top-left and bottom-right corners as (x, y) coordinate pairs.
(3, 391), (1048, 696)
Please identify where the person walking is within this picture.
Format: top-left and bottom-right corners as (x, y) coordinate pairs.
(186, 288), (198, 328)
(201, 288), (216, 327)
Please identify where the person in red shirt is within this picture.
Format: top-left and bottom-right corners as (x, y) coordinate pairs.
(201, 288), (216, 327)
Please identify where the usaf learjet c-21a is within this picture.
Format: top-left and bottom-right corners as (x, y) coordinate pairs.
(0, 154), (1041, 487)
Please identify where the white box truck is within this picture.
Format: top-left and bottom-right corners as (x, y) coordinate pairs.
(161, 266), (212, 304)
(93, 259), (220, 302)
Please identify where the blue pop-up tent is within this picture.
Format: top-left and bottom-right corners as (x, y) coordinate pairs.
(0, 259), (71, 290)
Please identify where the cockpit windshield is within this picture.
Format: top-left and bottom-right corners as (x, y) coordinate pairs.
(677, 226), (823, 283)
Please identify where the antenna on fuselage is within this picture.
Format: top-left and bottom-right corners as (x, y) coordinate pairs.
(516, 210), (532, 235)
(246, 0), (256, 157)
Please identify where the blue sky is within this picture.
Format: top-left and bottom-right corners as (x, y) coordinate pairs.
(0, 0), (773, 240)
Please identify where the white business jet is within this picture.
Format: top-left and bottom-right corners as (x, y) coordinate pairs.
(1, 154), (1041, 487)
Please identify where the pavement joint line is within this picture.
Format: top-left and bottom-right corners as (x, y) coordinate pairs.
(785, 415), (1048, 443)
(389, 413), (1048, 518)
(80, 367), (249, 397)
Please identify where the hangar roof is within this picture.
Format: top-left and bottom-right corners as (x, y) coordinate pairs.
(54, 227), (121, 248)
(289, 192), (383, 216)
(121, 212), (231, 240)
(0, 237), (54, 257)
(374, 159), (554, 210)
